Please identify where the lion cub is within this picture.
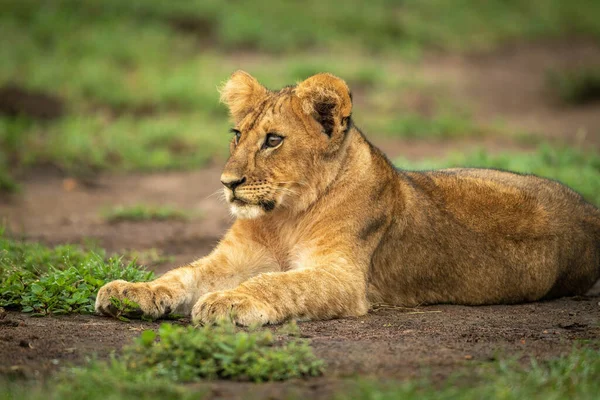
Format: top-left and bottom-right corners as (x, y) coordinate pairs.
(96, 71), (600, 326)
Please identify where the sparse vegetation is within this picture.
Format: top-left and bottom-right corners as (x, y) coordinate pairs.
(2, 338), (598, 399)
(547, 67), (600, 105)
(343, 346), (600, 400)
(0, 114), (230, 176)
(1, 359), (200, 400)
(103, 204), (191, 223)
(1, 320), (324, 399)
(0, 233), (154, 315)
(2, 0), (599, 57)
(398, 145), (600, 206)
(120, 322), (324, 382)
(374, 111), (480, 139)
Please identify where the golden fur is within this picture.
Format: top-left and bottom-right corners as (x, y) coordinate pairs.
(96, 71), (600, 325)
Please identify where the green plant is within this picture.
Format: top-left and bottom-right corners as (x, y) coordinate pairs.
(103, 204), (192, 223)
(109, 297), (146, 322)
(120, 322), (325, 382)
(0, 235), (154, 315)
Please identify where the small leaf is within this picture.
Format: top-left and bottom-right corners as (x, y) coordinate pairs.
(31, 284), (44, 295)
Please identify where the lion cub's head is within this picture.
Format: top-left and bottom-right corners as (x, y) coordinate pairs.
(219, 71), (353, 219)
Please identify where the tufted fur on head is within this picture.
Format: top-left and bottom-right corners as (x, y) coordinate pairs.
(219, 70), (269, 123)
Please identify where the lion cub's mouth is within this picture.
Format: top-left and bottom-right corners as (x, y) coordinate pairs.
(231, 197), (248, 205)
(225, 188), (278, 219)
(233, 197), (276, 212)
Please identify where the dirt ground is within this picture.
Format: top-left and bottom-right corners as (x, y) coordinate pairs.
(1, 41), (600, 398)
(1, 297), (599, 398)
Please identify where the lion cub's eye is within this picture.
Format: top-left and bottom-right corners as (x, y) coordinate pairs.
(264, 134), (284, 148)
(230, 129), (241, 145)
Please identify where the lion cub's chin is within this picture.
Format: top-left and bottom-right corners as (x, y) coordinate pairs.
(230, 203), (265, 220)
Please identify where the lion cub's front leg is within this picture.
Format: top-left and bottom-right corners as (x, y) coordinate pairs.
(95, 230), (279, 320)
(192, 259), (369, 326)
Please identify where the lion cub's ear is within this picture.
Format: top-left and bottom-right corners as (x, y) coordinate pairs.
(295, 73), (352, 137)
(220, 70), (268, 123)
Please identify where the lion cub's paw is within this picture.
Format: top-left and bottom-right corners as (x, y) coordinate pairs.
(95, 280), (176, 320)
(192, 290), (277, 326)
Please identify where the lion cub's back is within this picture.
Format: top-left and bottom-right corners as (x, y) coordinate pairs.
(409, 167), (599, 239)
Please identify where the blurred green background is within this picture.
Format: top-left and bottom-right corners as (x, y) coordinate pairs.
(1, 0), (599, 201)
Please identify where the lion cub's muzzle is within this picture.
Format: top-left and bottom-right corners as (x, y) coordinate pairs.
(221, 173), (279, 216)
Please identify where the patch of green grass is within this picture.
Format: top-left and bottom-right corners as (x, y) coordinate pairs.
(0, 114), (229, 174)
(397, 145), (600, 206)
(120, 322), (324, 382)
(3, 339), (598, 400)
(0, 233), (154, 315)
(3, 0), (598, 56)
(286, 62), (387, 88)
(354, 84), (486, 140)
(378, 111), (480, 139)
(0, 116), (34, 192)
(0, 56), (399, 176)
(1, 0), (598, 182)
(547, 67), (600, 105)
(342, 346), (600, 400)
(103, 204), (191, 223)
(1, 321), (324, 400)
(1, 367), (198, 400)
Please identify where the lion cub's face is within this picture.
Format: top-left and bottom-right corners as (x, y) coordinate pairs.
(219, 71), (353, 219)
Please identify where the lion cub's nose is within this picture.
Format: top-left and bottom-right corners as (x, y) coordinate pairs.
(221, 175), (246, 191)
